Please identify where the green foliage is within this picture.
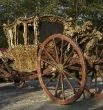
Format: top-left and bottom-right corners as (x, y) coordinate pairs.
(0, 0), (102, 47)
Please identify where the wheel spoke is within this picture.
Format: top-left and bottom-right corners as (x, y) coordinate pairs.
(64, 65), (80, 71)
(55, 74), (61, 96)
(100, 50), (103, 58)
(60, 38), (63, 63)
(63, 49), (74, 65)
(63, 72), (76, 94)
(46, 75), (56, 86)
(42, 59), (55, 67)
(96, 50), (103, 63)
(98, 70), (103, 80)
(94, 72), (97, 93)
(53, 38), (59, 63)
(43, 47), (57, 65)
(60, 74), (65, 99)
(63, 70), (81, 84)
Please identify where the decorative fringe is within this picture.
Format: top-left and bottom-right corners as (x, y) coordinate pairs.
(5, 45), (37, 72)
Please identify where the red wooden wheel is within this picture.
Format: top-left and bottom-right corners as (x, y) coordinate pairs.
(94, 69), (103, 98)
(37, 34), (86, 105)
(86, 44), (103, 98)
(86, 65), (103, 98)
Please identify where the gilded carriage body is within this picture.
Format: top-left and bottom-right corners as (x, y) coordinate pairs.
(2, 16), (71, 72)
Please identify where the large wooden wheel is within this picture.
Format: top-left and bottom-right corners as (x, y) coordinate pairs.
(86, 66), (103, 98)
(86, 45), (103, 98)
(88, 67), (103, 98)
(37, 34), (86, 105)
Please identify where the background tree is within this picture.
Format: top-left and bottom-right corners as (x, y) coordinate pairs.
(0, 0), (60, 47)
(0, 0), (103, 47)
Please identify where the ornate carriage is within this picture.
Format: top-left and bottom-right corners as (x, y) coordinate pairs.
(0, 15), (103, 105)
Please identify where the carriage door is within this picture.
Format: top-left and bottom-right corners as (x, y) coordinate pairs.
(39, 20), (64, 43)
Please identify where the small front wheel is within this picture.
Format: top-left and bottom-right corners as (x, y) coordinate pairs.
(12, 71), (25, 88)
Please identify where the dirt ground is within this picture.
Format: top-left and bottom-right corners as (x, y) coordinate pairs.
(0, 81), (103, 110)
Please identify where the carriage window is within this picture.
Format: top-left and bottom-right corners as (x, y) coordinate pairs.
(17, 23), (24, 45)
(39, 21), (64, 42)
(17, 23), (35, 45)
(27, 23), (34, 44)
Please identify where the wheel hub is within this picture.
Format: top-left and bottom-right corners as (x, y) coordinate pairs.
(56, 64), (64, 73)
